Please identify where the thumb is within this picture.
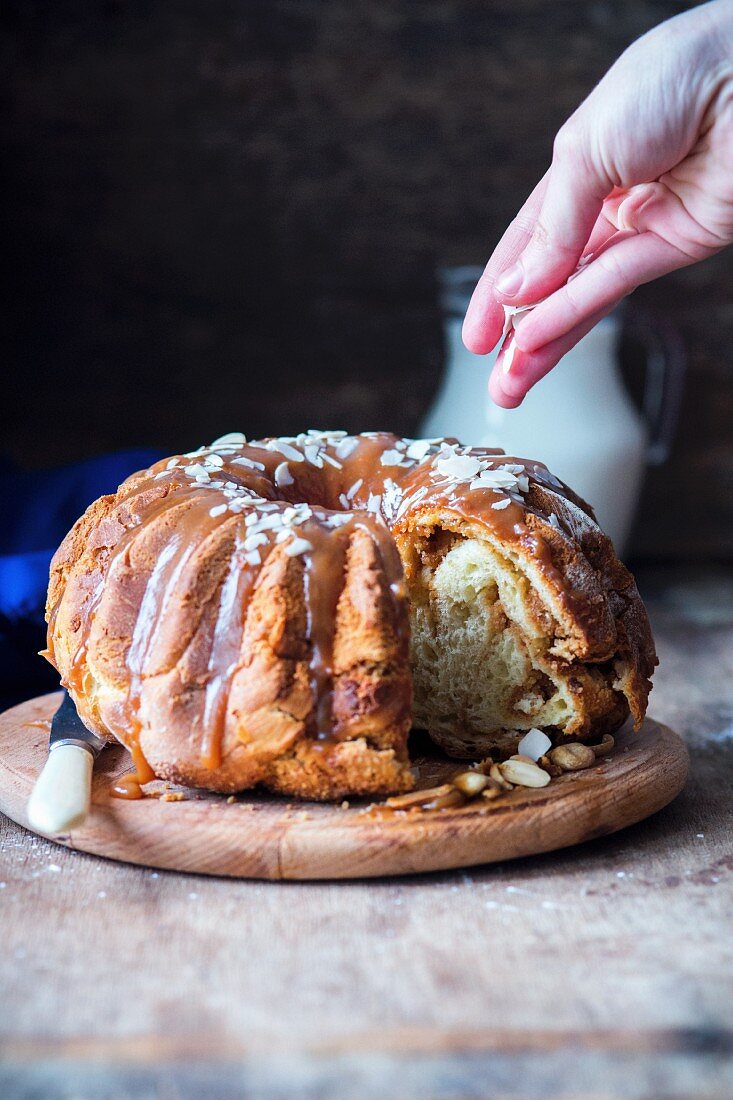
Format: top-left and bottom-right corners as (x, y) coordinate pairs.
(494, 125), (610, 304)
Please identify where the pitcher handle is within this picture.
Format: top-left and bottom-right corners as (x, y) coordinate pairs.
(625, 309), (687, 467)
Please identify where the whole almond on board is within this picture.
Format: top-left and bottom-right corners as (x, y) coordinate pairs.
(499, 759), (551, 788)
(548, 743), (595, 771)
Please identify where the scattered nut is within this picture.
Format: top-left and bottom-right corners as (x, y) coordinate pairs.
(489, 763), (514, 790)
(378, 731), (609, 813)
(422, 788), (466, 811)
(499, 759), (551, 788)
(517, 727), (552, 760)
(226, 795), (236, 804)
(452, 771), (489, 796)
(481, 779), (503, 801)
(548, 743), (596, 771)
(385, 784), (456, 810)
(539, 754), (562, 777)
(590, 734), (615, 758)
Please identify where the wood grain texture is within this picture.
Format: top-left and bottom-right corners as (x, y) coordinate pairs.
(0, 695), (687, 880)
(0, 566), (731, 1100)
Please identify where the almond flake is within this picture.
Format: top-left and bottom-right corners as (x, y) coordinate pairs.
(380, 449), (405, 467)
(335, 437), (359, 461)
(257, 514), (285, 531)
(210, 432), (246, 448)
(435, 454), (482, 481)
(275, 441), (304, 463)
(186, 464), (210, 480)
(232, 457), (265, 472)
(405, 439), (432, 461)
(284, 537), (313, 557)
(304, 445), (324, 468)
(274, 462), (294, 488)
(244, 533), (267, 551)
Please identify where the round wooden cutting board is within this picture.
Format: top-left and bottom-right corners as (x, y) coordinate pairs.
(0, 692), (688, 880)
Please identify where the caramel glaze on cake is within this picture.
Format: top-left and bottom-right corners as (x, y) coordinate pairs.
(44, 431), (656, 800)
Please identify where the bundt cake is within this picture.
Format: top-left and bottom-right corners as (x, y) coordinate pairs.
(44, 430), (656, 800)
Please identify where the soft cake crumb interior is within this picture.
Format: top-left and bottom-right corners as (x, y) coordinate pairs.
(409, 535), (574, 752)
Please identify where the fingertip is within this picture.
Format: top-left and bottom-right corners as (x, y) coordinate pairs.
(462, 324), (494, 356)
(462, 307), (502, 356)
(460, 321), (488, 354)
(489, 367), (525, 409)
(513, 323), (541, 355)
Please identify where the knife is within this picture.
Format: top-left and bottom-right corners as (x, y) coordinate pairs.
(27, 691), (106, 835)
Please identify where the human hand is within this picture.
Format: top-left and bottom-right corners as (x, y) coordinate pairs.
(463, 0), (733, 408)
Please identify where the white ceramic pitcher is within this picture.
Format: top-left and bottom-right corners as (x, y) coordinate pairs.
(420, 267), (685, 555)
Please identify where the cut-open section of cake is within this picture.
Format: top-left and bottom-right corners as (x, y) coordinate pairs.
(400, 509), (650, 759)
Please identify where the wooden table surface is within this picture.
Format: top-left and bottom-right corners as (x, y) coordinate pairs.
(1, 565), (731, 1100)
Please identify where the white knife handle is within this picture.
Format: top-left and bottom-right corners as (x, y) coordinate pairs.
(27, 744), (94, 835)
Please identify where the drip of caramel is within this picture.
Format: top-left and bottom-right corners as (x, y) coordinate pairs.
(110, 774), (146, 800)
(200, 530), (256, 768)
(110, 717), (155, 800)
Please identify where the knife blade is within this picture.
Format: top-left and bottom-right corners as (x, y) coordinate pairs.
(27, 691), (107, 835)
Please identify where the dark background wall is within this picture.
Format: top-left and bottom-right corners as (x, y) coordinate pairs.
(2, 0), (731, 558)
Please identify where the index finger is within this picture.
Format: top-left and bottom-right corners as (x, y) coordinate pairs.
(462, 171), (550, 355)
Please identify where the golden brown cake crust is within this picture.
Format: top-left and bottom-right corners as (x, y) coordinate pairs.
(45, 431), (656, 798)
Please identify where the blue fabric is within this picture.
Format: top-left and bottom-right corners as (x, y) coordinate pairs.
(0, 450), (163, 707)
